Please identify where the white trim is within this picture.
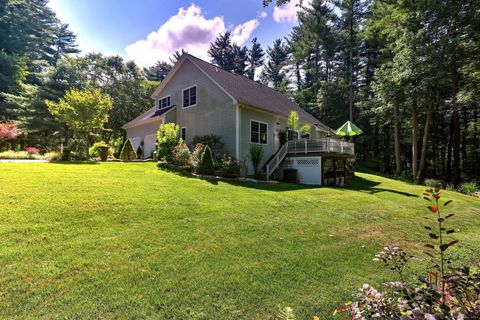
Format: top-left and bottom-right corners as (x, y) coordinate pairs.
(250, 119), (268, 145)
(235, 105), (241, 160)
(182, 85), (197, 109)
(180, 126), (187, 141)
(151, 55), (188, 98)
(157, 95), (171, 110)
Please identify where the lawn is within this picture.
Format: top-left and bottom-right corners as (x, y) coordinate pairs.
(1, 162), (479, 319)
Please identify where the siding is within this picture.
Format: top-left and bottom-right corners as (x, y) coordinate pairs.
(154, 60), (237, 156)
(239, 105), (320, 175)
(125, 119), (163, 158)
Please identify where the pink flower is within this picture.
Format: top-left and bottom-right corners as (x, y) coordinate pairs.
(26, 147), (40, 154)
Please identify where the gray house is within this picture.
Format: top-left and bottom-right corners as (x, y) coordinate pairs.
(123, 54), (354, 185)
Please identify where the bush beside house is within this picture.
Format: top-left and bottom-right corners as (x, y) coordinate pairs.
(120, 139), (136, 161)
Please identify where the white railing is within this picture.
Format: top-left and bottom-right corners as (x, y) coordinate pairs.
(287, 138), (354, 155)
(266, 142), (289, 181)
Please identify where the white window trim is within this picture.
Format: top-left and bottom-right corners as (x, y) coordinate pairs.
(157, 95), (171, 110)
(181, 126), (187, 141)
(182, 85), (197, 109)
(250, 119), (268, 145)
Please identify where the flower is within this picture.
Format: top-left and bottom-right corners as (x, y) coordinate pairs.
(26, 147), (40, 154)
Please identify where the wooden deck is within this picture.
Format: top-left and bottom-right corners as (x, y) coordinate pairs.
(286, 138), (354, 156)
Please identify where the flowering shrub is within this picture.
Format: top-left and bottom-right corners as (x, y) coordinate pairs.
(219, 155), (241, 177)
(26, 147), (40, 154)
(172, 143), (191, 167)
(334, 187), (479, 320)
(0, 122), (20, 141)
(0, 150), (44, 160)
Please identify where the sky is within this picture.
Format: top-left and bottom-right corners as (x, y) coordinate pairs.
(47, 0), (306, 67)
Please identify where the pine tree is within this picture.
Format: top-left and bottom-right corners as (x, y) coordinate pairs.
(246, 37), (264, 80)
(143, 61), (172, 81)
(208, 32), (235, 71)
(260, 39), (288, 91)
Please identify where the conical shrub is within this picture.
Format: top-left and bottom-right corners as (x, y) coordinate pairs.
(120, 139), (137, 161)
(197, 145), (215, 175)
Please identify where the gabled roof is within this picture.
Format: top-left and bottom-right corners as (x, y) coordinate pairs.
(128, 54), (333, 132)
(185, 54), (333, 132)
(122, 106), (176, 129)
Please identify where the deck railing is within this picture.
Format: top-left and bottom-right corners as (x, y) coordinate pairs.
(287, 138), (354, 155)
(266, 138), (354, 181)
(266, 142), (288, 180)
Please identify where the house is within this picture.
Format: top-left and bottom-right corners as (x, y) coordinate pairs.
(122, 54), (354, 185)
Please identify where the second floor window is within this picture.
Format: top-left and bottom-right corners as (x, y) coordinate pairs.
(158, 96), (170, 109)
(183, 85), (197, 108)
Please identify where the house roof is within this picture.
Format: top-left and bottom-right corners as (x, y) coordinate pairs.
(122, 106), (176, 129)
(124, 54), (333, 133)
(185, 54), (333, 132)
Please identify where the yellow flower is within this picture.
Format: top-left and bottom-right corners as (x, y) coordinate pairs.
(313, 316), (320, 320)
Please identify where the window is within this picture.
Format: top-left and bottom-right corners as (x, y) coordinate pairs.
(182, 85), (197, 108)
(302, 132), (311, 139)
(288, 130), (299, 141)
(158, 96), (170, 109)
(250, 120), (268, 144)
(181, 127), (187, 141)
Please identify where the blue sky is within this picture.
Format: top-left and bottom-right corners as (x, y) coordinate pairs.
(48, 0), (304, 67)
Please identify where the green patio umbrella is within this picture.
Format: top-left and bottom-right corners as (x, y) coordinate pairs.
(335, 121), (363, 137)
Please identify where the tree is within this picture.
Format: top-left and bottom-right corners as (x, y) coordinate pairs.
(232, 44), (248, 75)
(287, 111), (311, 136)
(246, 37), (264, 80)
(46, 88), (113, 158)
(144, 61), (172, 81)
(260, 39), (289, 90)
(170, 49), (187, 64)
(208, 32), (235, 71)
(156, 123), (180, 162)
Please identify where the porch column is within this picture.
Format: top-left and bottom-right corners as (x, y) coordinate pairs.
(333, 159), (337, 186)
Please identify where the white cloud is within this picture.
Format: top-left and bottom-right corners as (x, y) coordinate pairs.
(273, 0), (310, 24)
(125, 4), (263, 67)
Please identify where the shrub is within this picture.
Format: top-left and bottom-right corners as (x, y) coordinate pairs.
(197, 145), (215, 175)
(458, 182), (477, 195)
(136, 145), (143, 159)
(157, 123), (180, 162)
(26, 147), (40, 154)
(191, 143), (205, 168)
(424, 178), (444, 188)
(44, 151), (62, 161)
(120, 139), (136, 161)
(191, 134), (223, 156)
(219, 155), (241, 178)
(335, 187), (480, 319)
(0, 150), (44, 160)
(89, 141), (114, 158)
(172, 143), (191, 167)
(249, 144), (264, 174)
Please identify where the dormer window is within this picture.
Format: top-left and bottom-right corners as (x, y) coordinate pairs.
(158, 96), (171, 110)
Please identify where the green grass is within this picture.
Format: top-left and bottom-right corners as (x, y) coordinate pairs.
(1, 163), (479, 319)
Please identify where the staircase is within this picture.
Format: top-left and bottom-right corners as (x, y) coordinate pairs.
(265, 143), (288, 181)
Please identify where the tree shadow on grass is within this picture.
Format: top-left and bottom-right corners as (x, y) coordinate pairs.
(340, 175), (418, 198)
(50, 160), (99, 165)
(159, 167), (418, 197)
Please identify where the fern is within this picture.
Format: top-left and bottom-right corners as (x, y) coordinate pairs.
(276, 306), (296, 320)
